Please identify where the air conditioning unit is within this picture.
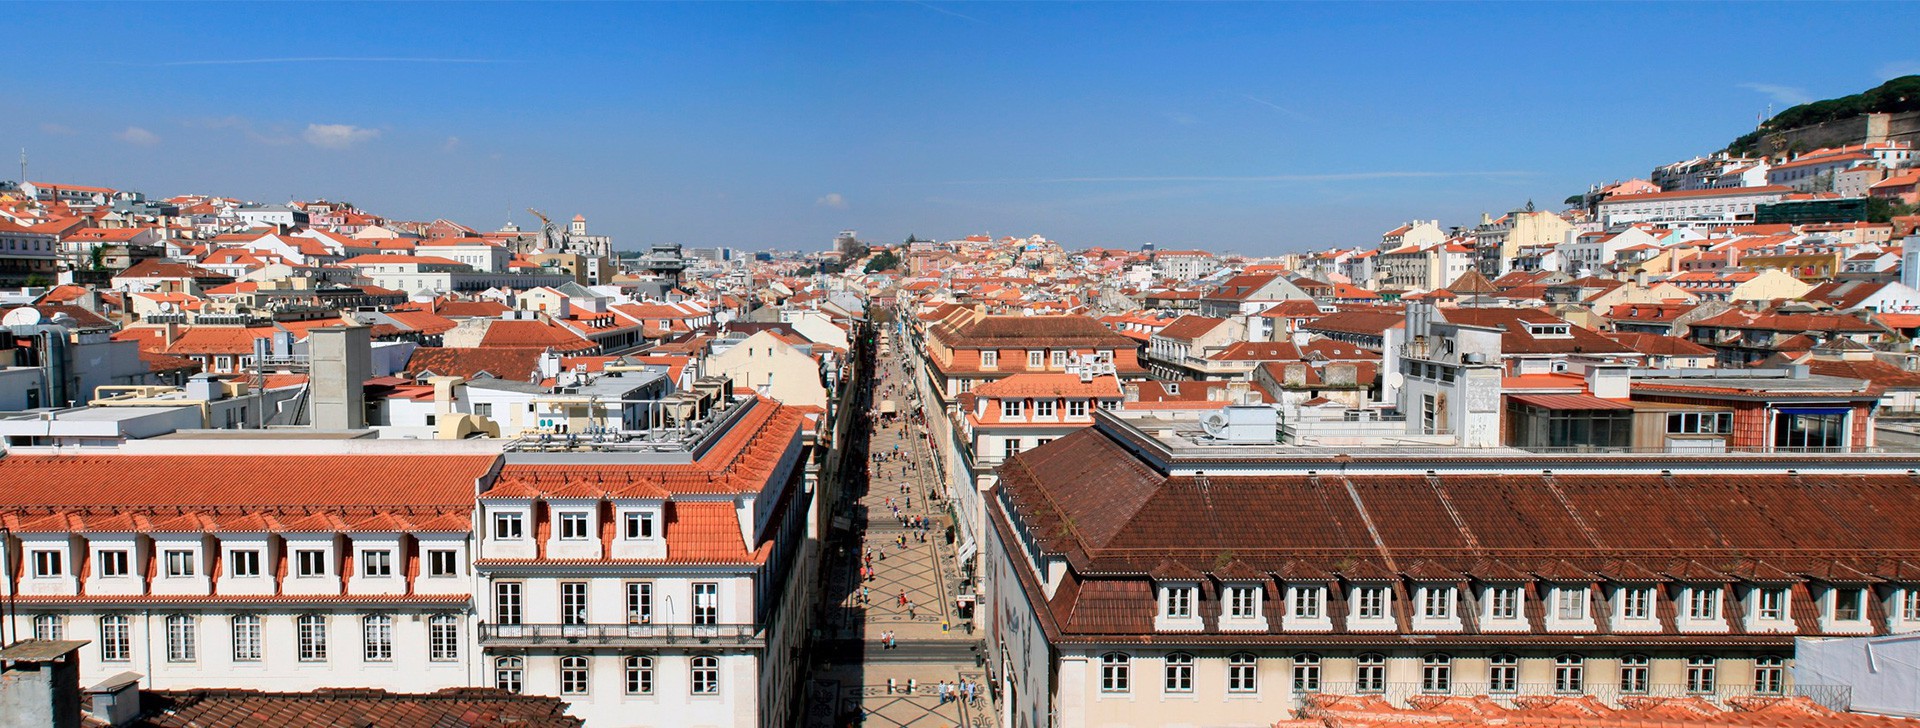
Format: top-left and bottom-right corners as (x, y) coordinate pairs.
(1200, 405), (1279, 444)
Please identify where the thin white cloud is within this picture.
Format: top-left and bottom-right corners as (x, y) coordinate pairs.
(1242, 94), (1312, 122)
(816, 193), (849, 209)
(115, 126), (160, 146)
(1879, 61), (1920, 80)
(948, 171), (1535, 185)
(39, 123), (77, 136)
(1738, 82), (1812, 106)
(304, 124), (380, 150)
(153, 57), (503, 67)
(442, 136), (463, 152)
(912, 1), (984, 23)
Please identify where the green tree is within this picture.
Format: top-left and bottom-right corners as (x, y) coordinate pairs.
(864, 250), (901, 273)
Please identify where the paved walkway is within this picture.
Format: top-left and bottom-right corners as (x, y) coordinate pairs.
(806, 328), (997, 728)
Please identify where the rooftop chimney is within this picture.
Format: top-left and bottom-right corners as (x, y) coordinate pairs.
(310, 325), (371, 430)
(0, 640), (88, 728)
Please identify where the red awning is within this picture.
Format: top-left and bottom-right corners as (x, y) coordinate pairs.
(1506, 392), (1633, 410)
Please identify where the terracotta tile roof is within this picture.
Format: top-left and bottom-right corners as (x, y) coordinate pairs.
(932, 312), (1138, 349)
(971, 373), (1122, 398)
(476, 320), (597, 352)
(404, 347), (545, 382)
(0, 454), (488, 510)
(1302, 311), (1404, 338)
(130, 687), (582, 728)
(1604, 332), (1716, 358)
(1155, 315), (1227, 341)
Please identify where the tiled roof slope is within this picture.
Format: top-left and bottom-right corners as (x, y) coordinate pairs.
(0, 455), (489, 509)
(129, 687), (582, 728)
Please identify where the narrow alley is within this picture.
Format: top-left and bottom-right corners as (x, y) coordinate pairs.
(804, 325), (996, 728)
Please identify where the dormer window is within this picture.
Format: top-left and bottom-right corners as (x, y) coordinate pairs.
(1165, 586), (1195, 619)
(1292, 587), (1322, 618)
(624, 512), (656, 540)
(1421, 586), (1454, 619)
(493, 512), (525, 540)
(980, 350), (997, 367)
(1034, 399), (1055, 418)
(1487, 586), (1520, 619)
(1756, 587), (1787, 620)
(1051, 350), (1068, 367)
(558, 512), (590, 540)
(32, 550), (64, 578)
(1002, 400), (1024, 418)
(1555, 586), (1587, 620)
(1686, 586), (1720, 620)
(1067, 400), (1087, 418)
(362, 550), (393, 578)
(164, 550), (196, 578)
(1354, 586), (1388, 619)
(1226, 585), (1259, 618)
(1027, 350), (1043, 368)
(1621, 586), (1654, 619)
(1834, 588), (1865, 622)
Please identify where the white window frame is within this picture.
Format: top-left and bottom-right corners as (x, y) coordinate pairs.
(428, 549), (459, 577)
(297, 615), (328, 661)
(363, 614), (394, 662)
(624, 512), (656, 540)
(362, 549), (393, 578)
(1421, 586), (1453, 619)
(295, 549), (327, 578)
(1163, 652), (1194, 693)
(558, 511), (590, 540)
(1164, 586), (1194, 619)
(98, 549), (130, 578)
(1756, 587), (1787, 620)
(1355, 586), (1387, 619)
(1100, 652), (1130, 693)
(1687, 587), (1720, 621)
(231, 614), (262, 662)
(1621, 586), (1653, 620)
(229, 549), (261, 578)
(164, 549), (196, 578)
(1488, 586), (1519, 619)
(493, 512), (525, 540)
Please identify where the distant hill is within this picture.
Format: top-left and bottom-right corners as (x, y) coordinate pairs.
(1727, 75), (1920, 155)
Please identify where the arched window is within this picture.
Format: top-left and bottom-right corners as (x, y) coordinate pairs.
(495, 656), (524, 693)
(1553, 653), (1585, 693)
(1099, 652), (1131, 693)
(1228, 653), (1259, 694)
(625, 655), (655, 695)
(691, 654), (720, 695)
(1420, 653), (1452, 694)
(165, 614), (197, 663)
(1487, 653), (1518, 693)
(1287, 653), (1316, 693)
(1686, 655), (1717, 694)
(1163, 652), (1193, 693)
(231, 614), (262, 662)
(363, 614), (393, 662)
(1754, 655), (1785, 695)
(32, 614), (62, 641)
(1355, 653), (1386, 693)
(1619, 654), (1650, 694)
(560, 655), (590, 695)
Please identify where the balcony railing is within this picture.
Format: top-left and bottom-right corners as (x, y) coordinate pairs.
(1295, 681), (1852, 712)
(479, 622), (761, 647)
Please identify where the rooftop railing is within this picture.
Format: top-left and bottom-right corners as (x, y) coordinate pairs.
(1296, 680), (1851, 712)
(479, 622), (761, 647)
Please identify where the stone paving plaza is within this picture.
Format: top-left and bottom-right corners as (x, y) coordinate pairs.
(805, 329), (998, 728)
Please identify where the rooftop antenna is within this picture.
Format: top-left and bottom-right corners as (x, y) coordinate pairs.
(18, 147), (25, 184)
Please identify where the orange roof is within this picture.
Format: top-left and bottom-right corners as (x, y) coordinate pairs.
(971, 373), (1122, 398)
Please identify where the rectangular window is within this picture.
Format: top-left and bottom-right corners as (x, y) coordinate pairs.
(493, 512), (525, 540)
(1068, 400), (1087, 417)
(628, 582), (654, 624)
(1757, 588), (1786, 620)
(474, 402), (493, 417)
(99, 549), (130, 578)
(1421, 394), (1440, 434)
(166, 616), (196, 662)
(1034, 399), (1055, 418)
(1903, 590), (1920, 622)
(1356, 587), (1387, 619)
(363, 615), (394, 662)
(562, 582), (590, 625)
(1003, 439), (1021, 459)
(625, 512), (656, 540)
(980, 350), (997, 367)
(495, 582), (523, 625)
(1028, 350), (1043, 368)
(1228, 586), (1257, 618)
(230, 550), (261, 578)
(1165, 587), (1193, 619)
(1002, 399), (1023, 418)
(1835, 588), (1864, 621)
(1622, 587), (1653, 619)
(298, 615), (328, 661)
(1293, 588), (1321, 619)
(693, 582), (719, 625)
(362, 550), (393, 577)
(296, 549), (327, 577)
(1688, 587), (1720, 620)
(1489, 587), (1519, 619)
(231, 615), (262, 662)
(100, 616), (131, 661)
(428, 549), (458, 577)
(165, 550), (196, 577)
(1051, 350), (1068, 367)
(1422, 587), (1452, 619)
(429, 615), (460, 661)
(32, 550), (62, 577)
(558, 512), (590, 540)
(1556, 587), (1586, 620)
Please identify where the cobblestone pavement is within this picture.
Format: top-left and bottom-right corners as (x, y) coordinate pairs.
(805, 328), (998, 728)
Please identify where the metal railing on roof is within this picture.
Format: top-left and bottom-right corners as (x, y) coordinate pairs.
(478, 622), (760, 647)
(1295, 680), (1851, 712)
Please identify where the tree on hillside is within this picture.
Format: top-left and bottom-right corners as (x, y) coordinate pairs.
(864, 249), (901, 273)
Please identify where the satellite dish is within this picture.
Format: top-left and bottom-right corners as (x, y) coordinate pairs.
(2, 307), (44, 327)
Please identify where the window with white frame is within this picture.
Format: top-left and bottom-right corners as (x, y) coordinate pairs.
(1555, 586), (1586, 620)
(1034, 399), (1055, 417)
(691, 654), (720, 694)
(1621, 587), (1653, 619)
(1164, 585), (1194, 619)
(1228, 586), (1258, 618)
(693, 582), (718, 625)
(1051, 350), (1068, 367)
(428, 549), (458, 577)
(1287, 653), (1315, 693)
(981, 350), (998, 367)
(1756, 587), (1787, 620)
(1619, 654), (1650, 693)
(495, 582), (523, 625)
(99, 616), (130, 662)
(33, 614), (62, 641)
(1027, 350), (1043, 368)
(1687, 587), (1720, 620)
(164, 550), (195, 577)
(625, 511), (656, 540)
(1685, 655), (1716, 693)
(1903, 589), (1920, 622)
(1488, 653), (1517, 693)
(1488, 586), (1519, 619)
(363, 614), (394, 661)
(562, 582), (590, 625)
(230, 549), (260, 578)
(1163, 652), (1193, 693)
(1356, 587), (1387, 619)
(560, 655), (590, 695)
(98, 549), (130, 577)
(165, 614), (196, 662)
(1754, 655), (1785, 694)
(628, 582), (654, 624)
(298, 615), (328, 661)
(1834, 588), (1865, 621)
(362, 550), (393, 577)
(1420, 653), (1451, 693)
(493, 512), (525, 540)
(1068, 399), (1087, 417)
(1421, 587), (1453, 619)
(1002, 399), (1024, 418)
(295, 549), (327, 577)
(32, 550), (62, 577)
(626, 655), (654, 695)
(559, 512), (590, 540)
(1292, 587), (1322, 618)
(1100, 652), (1130, 693)
(1553, 653), (1585, 693)
(1356, 653), (1386, 693)
(232, 615), (262, 661)
(1002, 439), (1021, 459)
(429, 614), (459, 661)
(495, 656), (524, 693)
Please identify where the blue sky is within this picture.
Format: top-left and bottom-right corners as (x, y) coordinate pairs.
(4, 2), (1916, 254)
